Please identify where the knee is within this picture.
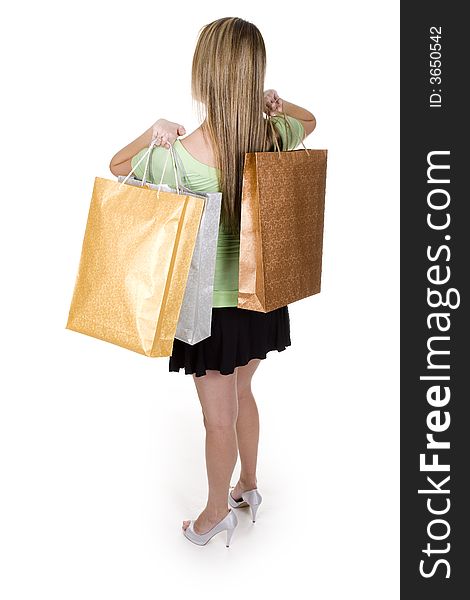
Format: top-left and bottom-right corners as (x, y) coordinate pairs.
(203, 412), (238, 432)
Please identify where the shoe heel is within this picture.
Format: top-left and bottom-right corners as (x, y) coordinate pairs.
(226, 527), (235, 547)
(250, 503), (260, 523)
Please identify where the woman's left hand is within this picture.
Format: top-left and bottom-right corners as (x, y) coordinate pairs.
(263, 89), (283, 116)
(151, 119), (186, 149)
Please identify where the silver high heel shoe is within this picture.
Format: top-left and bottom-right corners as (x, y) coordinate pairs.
(182, 509), (238, 547)
(228, 486), (263, 522)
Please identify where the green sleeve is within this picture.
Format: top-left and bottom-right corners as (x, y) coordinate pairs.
(270, 114), (305, 150)
(130, 146), (178, 187)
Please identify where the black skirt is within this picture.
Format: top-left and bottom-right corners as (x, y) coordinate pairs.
(168, 305), (291, 377)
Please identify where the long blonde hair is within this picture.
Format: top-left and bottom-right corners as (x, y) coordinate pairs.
(191, 17), (293, 236)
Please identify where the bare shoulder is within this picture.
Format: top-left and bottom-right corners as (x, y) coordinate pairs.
(179, 127), (217, 168)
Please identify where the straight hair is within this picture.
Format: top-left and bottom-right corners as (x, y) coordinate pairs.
(191, 17), (293, 235)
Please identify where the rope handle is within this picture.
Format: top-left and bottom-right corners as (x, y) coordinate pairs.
(264, 109), (310, 157)
(119, 141), (184, 199)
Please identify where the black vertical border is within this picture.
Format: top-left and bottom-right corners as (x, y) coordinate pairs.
(401, 3), (469, 598)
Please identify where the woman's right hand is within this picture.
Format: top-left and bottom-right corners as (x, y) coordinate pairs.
(151, 119), (186, 149)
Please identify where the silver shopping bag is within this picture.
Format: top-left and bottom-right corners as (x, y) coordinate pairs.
(172, 148), (222, 344)
(119, 144), (222, 345)
(174, 189), (221, 344)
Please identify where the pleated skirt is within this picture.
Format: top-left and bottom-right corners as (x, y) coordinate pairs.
(168, 305), (291, 377)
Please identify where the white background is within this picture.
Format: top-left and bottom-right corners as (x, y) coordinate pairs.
(0, 1), (399, 598)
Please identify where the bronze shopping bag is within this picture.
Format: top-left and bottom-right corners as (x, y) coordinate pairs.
(66, 143), (205, 357)
(238, 116), (328, 312)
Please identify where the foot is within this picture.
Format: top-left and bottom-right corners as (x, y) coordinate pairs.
(182, 507), (231, 535)
(230, 479), (258, 502)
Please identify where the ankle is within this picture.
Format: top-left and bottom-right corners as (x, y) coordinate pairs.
(238, 476), (258, 490)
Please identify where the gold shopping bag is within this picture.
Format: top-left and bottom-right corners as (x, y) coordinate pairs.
(66, 144), (205, 357)
(238, 115), (328, 312)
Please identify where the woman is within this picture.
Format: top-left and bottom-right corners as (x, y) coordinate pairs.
(110, 17), (316, 547)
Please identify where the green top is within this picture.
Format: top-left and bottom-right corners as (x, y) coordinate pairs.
(130, 115), (305, 307)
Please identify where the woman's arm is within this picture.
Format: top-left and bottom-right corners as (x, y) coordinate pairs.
(281, 100), (316, 137)
(264, 90), (316, 137)
(109, 119), (186, 177)
(109, 125), (153, 177)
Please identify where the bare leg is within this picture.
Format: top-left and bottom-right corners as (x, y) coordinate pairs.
(231, 358), (262, 499)
(182, 369), (239, 534)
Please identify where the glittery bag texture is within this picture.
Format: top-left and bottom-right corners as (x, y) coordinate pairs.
(238, 149), (328, 312)
(66, 177), (204, 357)
(115, 176), (222, 346)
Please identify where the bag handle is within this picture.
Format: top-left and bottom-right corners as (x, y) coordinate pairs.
(119, 141), (155, 187)
(119, 141), (184, 199)
(264, 110), (310, 158)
